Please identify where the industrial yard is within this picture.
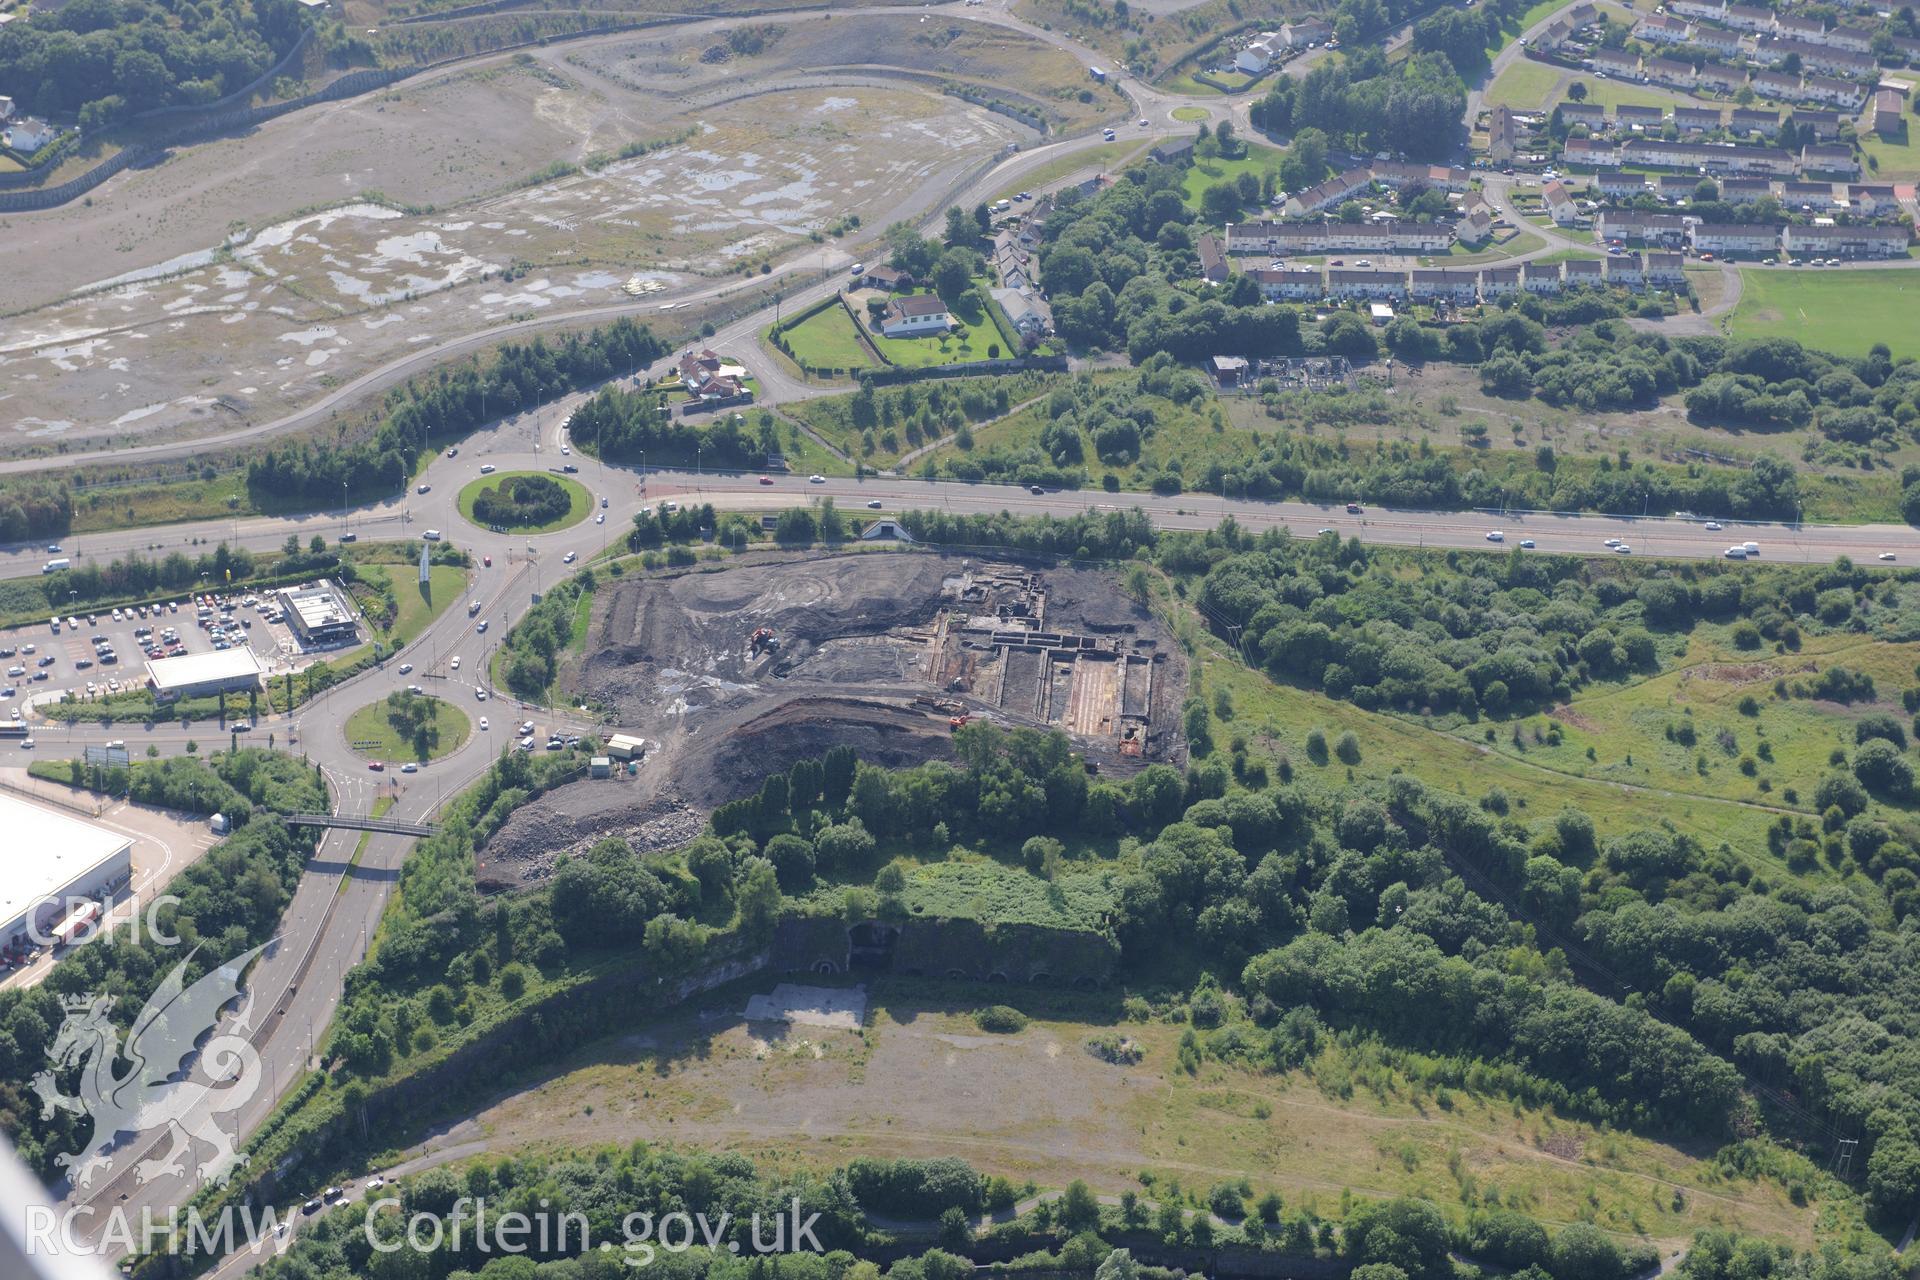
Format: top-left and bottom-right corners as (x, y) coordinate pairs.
(475, 552), (1183, 888)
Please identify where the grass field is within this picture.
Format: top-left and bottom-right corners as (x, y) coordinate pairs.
(1860, 124), (1920, 182)
(468, 977), (1830, 1248)
(1469, 626), (1920, 828)
(343, 694), (471, 763)
(1485, 59), (1564, 110)
(1726, 268), (1920, 359)
(1172, 106), (1210, 122)
(1181, 141), (1289, 208)
(780, 303), (878, 371)
(455, 471), (592, 533)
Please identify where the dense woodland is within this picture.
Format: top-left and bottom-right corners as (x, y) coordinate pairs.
(0, 0), (307, 128)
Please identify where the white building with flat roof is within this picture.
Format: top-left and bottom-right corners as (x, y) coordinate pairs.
(145, 648), (265, 700)
(0, 797), (134, 950)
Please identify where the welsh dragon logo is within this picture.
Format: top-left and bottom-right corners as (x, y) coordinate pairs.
(31, 943), (271, 1191)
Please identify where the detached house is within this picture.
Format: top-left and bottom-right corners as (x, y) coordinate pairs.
(879, 294), (953, 338)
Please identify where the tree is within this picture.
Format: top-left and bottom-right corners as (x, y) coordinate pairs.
(943, 205), (973, 247)
(734, 857), (782, 934)
(932, 248), (981, 302)
(1568, 80), (1589, 102)
(1059, 1179), (1101, 1232)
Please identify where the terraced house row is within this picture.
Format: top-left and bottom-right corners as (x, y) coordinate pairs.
(1241, 253), (1688, 304)
(1563, 134), (1862, 177)
(1592, 211), (1910, 257)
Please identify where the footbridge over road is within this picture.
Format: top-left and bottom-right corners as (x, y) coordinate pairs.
(286, 812), (441, 838)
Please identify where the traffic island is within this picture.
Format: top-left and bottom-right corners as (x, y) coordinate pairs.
(344, 691), (473, 765)
(456, 471), (592, 534)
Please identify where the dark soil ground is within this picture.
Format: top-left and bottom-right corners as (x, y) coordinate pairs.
(476, 551), (1180, 889)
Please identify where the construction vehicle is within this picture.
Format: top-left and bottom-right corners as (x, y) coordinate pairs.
(749, 627), (779, 654)
(949, 713), (970, 731)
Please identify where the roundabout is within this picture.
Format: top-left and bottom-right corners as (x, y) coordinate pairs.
(456, 470), (594, 534)
(343, 691), (473, 765)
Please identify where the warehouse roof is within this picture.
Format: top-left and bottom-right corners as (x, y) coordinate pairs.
(0, 796), (133, 926)
(144, 647), (265, 693)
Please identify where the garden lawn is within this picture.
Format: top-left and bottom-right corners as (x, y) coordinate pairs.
(781, 305), (877, 371)
(343, 695), (471, 763)
(870, 288), (1011, 367)
(1726, 268), (1920, 359)
(456, 471), (592, 533)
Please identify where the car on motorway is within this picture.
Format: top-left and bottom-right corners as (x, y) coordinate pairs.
(1029, 485), (1046, 495)
(1485, 530), (1504, 542)
(1519, 539), (1536, 549)
(368, 761), (385, 772)
(17, 737), (31, 749)
(46, 543), (61, 554)
(1704, 521), (1723, 531)
(809, 474), (825, 484)
(451, 656), (461, 669)
(1316, 527), (1335, 536)
(759, 475), (773, 485)
(1604, 538), (1621, 548)
(1614, 544), (1631, 554)
(1881, 552), (1897, 561)
(867, 499), (882, 509)
(476, 619), (489, 633)
(1345, 503), (1362, 514)
(398, 663), (412, 674)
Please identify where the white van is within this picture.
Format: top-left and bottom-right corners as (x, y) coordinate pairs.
(1724, 546), (1748, 560)
(422, 529), (443, 541)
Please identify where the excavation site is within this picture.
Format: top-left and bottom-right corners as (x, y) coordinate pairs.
(477, 550), (1185, 889)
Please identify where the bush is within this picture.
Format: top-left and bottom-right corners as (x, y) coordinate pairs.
(1335, 731), (1362, 765)
(974, 1005), (1029, 1034)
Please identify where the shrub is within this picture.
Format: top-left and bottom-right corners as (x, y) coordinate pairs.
(974, 1005), (1029, 1034)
